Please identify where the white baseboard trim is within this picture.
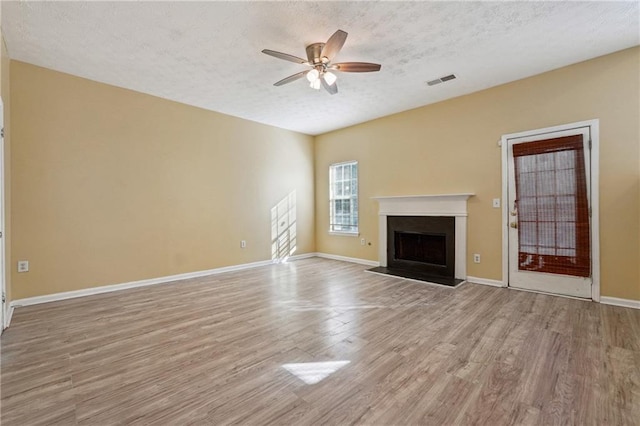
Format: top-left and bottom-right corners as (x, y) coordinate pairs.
(466, 276), (505, 288)
(315, 252), (380, 267)
(10, 253), (316, 308)
(4, 305), (14, 329)
(600, 296), (640, 310)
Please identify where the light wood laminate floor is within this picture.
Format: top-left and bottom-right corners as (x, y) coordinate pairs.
(1, 258), (639, 425)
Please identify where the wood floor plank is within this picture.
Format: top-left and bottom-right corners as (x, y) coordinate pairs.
(2, 258), (640, 425)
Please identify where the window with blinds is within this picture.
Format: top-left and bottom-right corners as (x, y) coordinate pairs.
(513, 135), (590, 277)
(329, 161), (358, 234)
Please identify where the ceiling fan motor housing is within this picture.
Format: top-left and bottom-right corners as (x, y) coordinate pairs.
(306, 43), (327, 65)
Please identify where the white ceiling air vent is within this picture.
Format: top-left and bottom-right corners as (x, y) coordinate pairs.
(427, 74), (457, 86)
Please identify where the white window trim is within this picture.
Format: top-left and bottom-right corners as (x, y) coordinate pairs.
(329, 160), (359, 235)
(328, 231), (360, 237)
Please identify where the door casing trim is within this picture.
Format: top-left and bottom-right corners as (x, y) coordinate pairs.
(500, 119), (600, 302)
(0, 97), (5, 328)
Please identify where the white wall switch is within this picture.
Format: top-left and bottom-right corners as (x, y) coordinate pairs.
(18, 260), (29, 272)
(240, 240), (246, 248)
(492, 198), (501, 208)
(473, 254), (481, 263)
(360, 238), (366, 246)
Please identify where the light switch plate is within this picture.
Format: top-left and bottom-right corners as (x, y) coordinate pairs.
(492, 198), (501, 208)
(17, 260), (29, 273)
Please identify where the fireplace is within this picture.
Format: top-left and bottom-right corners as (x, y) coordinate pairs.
(369, 194), (473, 287)
(387, 216), (455, 278)
(395, 232), (446, 265)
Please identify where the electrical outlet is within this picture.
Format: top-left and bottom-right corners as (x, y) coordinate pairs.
(473, 254), (481, 263)
(360, 238), (366, 246)
(492, 198), (501, 208)
(17, 260), (29, 273)
(240, 240), (246, 248)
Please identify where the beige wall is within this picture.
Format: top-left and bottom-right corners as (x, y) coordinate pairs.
(8, 47), (640, 302)
(11, 61), (315, 299)
(1, 29), (12, 308)
(315, 47), (640, 300)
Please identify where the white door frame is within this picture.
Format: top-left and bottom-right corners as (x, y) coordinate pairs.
(501, 119), (600, 302)
(0, 97), (5, 328)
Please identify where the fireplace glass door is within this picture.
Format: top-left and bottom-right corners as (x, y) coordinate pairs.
(394, 232), (446, 266)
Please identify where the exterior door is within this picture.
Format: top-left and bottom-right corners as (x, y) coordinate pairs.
(507, 127), (592, 298)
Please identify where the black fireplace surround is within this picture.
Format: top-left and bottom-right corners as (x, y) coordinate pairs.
(368, 216), (461, 287)
(387, 216), (455, 278)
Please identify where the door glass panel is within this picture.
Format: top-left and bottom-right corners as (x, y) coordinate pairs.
(536, 153), (555, 171)
(538, 222), (555, 248)
(556, 196), (576, 221)
(537, 196), (555, 221)
(556, 169), (575, 194)
(519, 197), (536, 221)
(520, 175), (536, 196)
(513, 135), (590, 277)
(536, 171), (556, 195)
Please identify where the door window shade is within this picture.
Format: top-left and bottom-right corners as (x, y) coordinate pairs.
(513, 135), (590, 277)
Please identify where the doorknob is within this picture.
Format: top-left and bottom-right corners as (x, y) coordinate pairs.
(510, 222), (518, 229)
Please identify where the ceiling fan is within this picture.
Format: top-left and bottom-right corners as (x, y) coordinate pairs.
(262, 30), (381, 95)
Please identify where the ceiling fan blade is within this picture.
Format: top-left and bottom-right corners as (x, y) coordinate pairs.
(274, 71), (308, 86)
(331, 62), (381, 72)
(262, 49), (309, 65)
(321, 30), (348, 61)
(321, 78), (338, 95)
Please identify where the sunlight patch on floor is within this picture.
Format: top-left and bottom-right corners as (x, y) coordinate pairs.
(282, 360), (350, 385)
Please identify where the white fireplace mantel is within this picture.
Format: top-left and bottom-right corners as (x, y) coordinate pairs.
(372, 193), (474, 280)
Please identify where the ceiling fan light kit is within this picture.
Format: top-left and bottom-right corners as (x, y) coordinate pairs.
(310, 78), (321, 90)
(324, 71), (337, 86)
(262, 29), (381, 95)
(306, 69), (320, 83)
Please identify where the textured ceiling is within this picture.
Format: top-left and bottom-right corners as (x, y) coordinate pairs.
(3, 1), (639, 135)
